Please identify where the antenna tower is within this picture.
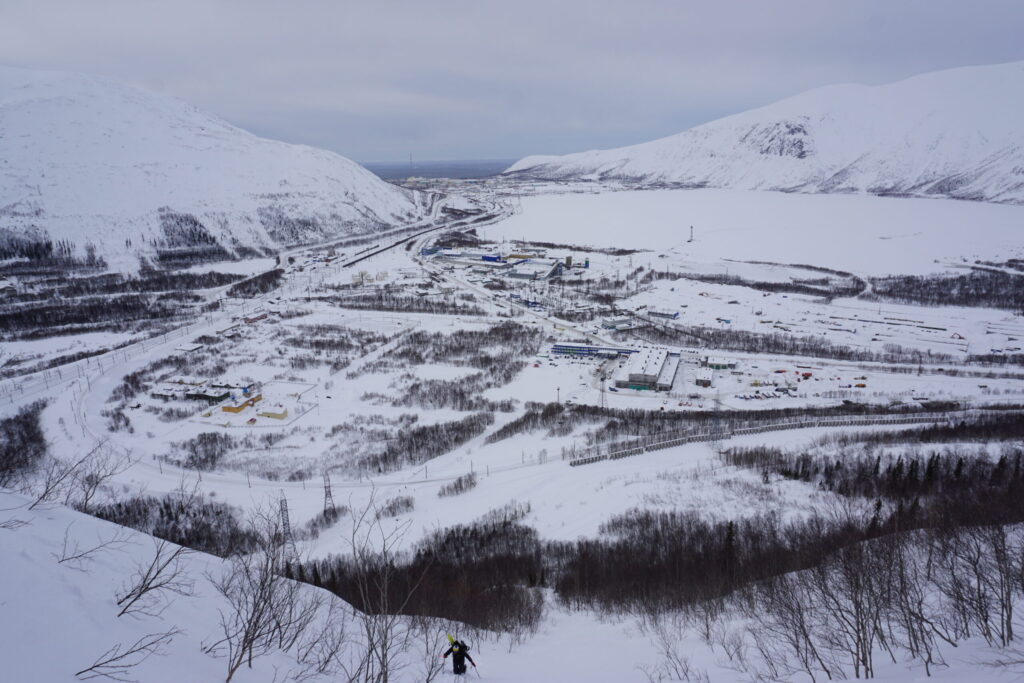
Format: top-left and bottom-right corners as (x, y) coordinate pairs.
(279, 492), (296, 556)
(712, 390), (725, 442)
(323, 472), (336, 514)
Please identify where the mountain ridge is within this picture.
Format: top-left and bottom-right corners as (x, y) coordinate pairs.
(504, 61), (1024, 205)
(0, 65), (431, 270)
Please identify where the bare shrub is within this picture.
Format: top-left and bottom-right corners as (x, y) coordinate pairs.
(438, 472), (478, 498)
(75, 628), (182, 681)
(376, 495), (415, 519)
(115, 539), (194, 617)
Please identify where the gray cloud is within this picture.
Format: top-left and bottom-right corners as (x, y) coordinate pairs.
(2, 0), (1022, 161)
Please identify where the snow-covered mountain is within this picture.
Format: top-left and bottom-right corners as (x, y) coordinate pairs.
(0, 65), (430, 268)
(505, 62), (1024, 204)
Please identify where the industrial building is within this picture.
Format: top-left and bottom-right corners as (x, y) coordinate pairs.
(613, 347), (680, 391)
(701, 356), (737, 370)
(601, 317), (635, 331)
(223, 394), (263, 413)
(184, 388), (231, 403)
(648, 309), (680, 320)
(431, 249), (511, 271)
(656, 355), (681, 391)
(552, 343), (635, 358)
(507, 259), (563, 280)
(695, 369), (714, 388)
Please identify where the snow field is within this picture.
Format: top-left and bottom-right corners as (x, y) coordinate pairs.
(490, 188), (1023, 275)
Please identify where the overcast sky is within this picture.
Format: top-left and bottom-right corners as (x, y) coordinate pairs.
(2, 1), (1023, 163)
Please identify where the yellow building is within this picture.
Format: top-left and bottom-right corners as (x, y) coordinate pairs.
(222, 394), (263, 413)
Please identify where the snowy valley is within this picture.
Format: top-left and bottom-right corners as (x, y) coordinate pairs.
(2, 60), (1024, 683)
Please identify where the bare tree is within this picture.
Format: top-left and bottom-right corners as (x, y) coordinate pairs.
(27, 450), (91, 510)
(340, 491), (433, 683)
(205, 511), (286, 682)
(56, 522), (132, 569)
(982, 524), (1018, 647)
(69, 447), (134, 513)
(408, 615), (451, 683)
(205, 507), (326, 683)
(886, 533), (952, 676)
(808, 542), (891, 679)
(289, 598), (350, 681)
(745, 573), (837, 682)
(116, 539), (194, 617)
(934, 526), (1004, 646)
(636, 609), (712, 683)
(74, 628), (181, 682)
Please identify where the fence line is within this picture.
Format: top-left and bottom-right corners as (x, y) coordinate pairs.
(567, 411), (983, 467)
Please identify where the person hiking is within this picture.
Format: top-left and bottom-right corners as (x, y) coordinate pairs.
(442, 638), (476, 675)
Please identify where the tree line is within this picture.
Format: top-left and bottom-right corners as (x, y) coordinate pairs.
(0, 293), (194, 339)
(485, 400), (967, 446)
(358, 321), (541, 413)
(226, 268), (284, 298)
(297, 511), (545, 633)
(629, 320), (956, 365)
(869, 269), (1024, 310)
(92, 493), (260, 558)
(0, 401), (48, 487)
(359, 412), (495, 473)
(637, 268), (866, 299)
(326, 290), (487, 316)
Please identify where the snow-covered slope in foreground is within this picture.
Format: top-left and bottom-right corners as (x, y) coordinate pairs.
(4, 491), (1022, 682)
(0, 490), (338, 682)
(0, 65), (428, 266)
(506, 62), (1024, 204)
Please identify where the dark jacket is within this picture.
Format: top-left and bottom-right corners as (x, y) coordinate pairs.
(443, 641), (476, 673)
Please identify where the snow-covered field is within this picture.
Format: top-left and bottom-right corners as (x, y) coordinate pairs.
(490, 187), (1024, 275)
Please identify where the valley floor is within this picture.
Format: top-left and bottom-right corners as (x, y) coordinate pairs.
(3, 183), (1024, 681)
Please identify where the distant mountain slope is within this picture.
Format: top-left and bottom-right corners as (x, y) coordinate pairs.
(0, 66), (430, 269)
(505, 62), (1024, 204)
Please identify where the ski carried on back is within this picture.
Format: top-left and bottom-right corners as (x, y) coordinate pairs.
(442, 634), (479, 677)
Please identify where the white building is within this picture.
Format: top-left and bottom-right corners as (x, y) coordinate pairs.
(507, 259), (563, 280)
(601, 316), (635, 330)
(614, 347), (679, 391)
(656, 355), (681, 391)
(701, 356), (737, 370)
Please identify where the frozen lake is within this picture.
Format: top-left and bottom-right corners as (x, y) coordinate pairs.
(486, 188), (1024, 275)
